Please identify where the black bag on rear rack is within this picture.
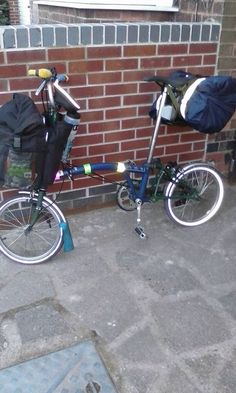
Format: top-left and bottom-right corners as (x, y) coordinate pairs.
(180, 75), (236, 134)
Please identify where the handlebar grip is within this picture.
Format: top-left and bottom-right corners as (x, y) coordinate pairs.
(28, 68), (52, 79)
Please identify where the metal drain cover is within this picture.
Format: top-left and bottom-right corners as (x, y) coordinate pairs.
(0, 341), (118, 393)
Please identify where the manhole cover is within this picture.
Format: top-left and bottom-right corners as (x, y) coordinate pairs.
(0, 341), (118, 393)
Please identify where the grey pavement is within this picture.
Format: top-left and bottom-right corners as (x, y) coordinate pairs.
(0, 181), (236, 392)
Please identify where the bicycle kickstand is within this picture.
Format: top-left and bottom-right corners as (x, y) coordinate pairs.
(134, 199), (147, 239)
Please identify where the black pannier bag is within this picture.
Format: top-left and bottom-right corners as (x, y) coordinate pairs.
(0, 93), (47, 188)
(0, 93), (78, 189)
(34, 118), (74, 189)
(180, 75), (236, 134)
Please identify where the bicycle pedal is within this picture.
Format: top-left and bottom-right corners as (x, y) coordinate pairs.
(135, 226), (147, 239)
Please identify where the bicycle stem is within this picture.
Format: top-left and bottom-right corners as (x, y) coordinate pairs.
(147, 86), (168, 164)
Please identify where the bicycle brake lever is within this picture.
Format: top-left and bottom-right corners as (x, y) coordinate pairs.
(35, 80), (47, 96)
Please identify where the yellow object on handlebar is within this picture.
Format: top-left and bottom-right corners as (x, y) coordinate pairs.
(28, 69), (52, 79)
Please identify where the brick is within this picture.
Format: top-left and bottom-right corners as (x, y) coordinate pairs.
(158, 44), (188, 55)
(165, 143), (192, 155)
(106, 151), (135, 162)
(87, 46), (121, 59)
(171, 25), (181, 42)
(150, 25), (160, 42)
(71, 85), (104, 99)
(139, 25), (150, 43)
(173, 55), (202, 67)
(3, 27), (16, 49)
(123, 70), (151, 82)
(180, 132), (206, 143)
(9, 78), (39, 91)
(0, 52), (4, 64)
(211, 25), (221, 41)
(88, 72), (122, 85)
(106, 107), (136, 120)
(181, 24), (191, 42)
(81, 25), (92, 45)
(48, 47), (85, 61)
(124, 45), (156, 57)
(7, 50), (46, 63)
(105, 25), (116, 45)
(201, 24), (211, 41)
(0, 64), (26, 78)
(89, 143), (119, 156)
(55, 26), (67, 47)
(93, 25), (104, 45)
(105, 83), (138, 96)
(105, 130), (135, 143)
(66, 74), (87, 87)
(77, 133), (103, 146)
(179, 151), (204, 163)
(189, 43), (217, 54)
(136, 147), (164, 160)
(157, 134), (180, 146)
(68, 26), (79, 46)
(106, 58), (138, 71)
(69, 60), (103, 74)
(16, 27), (29, 48)
(123, 94), (153, 106)
(187, 66), (215, 75)
(128, 25), (138, 43)
(203, 54), (217, 65)
(81, 110), (104, 123)
(121, 139), (149, 151)
(30, 27), (42, 47)
(122, 117), (151, 129)
(161, 25), (171, 42)
(88, 120), (121, 134)
(191, 24), (201, 42)
(141, 57), (171, 69)
(88, 96), (121, 110)
(42, 27), (54, 46)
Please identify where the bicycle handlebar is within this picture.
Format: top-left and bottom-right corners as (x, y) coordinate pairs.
(28, 68), (53, 79)
(28, 68), (69, 82)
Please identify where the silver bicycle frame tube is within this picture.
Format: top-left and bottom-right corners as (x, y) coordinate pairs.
(147, 86), (168, 164)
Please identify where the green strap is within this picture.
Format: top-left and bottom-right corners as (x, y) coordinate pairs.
(83, 163), (92, 175)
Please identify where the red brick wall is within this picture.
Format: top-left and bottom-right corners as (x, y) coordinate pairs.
(7, 0), (20, 24)
(0, 41), (221, 203)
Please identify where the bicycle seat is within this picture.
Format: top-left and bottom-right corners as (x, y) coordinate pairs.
(144, 74), (195, 89)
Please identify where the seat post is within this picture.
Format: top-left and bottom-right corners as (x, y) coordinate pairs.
(147, 86), (168, 164)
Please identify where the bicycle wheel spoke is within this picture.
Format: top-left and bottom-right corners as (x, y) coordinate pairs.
(0, 195), (63, 264)
(164, 165), (224, 226)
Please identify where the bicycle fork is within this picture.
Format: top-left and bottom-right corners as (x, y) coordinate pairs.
(24, 189), (45, 234)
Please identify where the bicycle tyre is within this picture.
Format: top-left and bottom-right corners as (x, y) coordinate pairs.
(0, 193), (64, 264)
(164, 163), (224, 226)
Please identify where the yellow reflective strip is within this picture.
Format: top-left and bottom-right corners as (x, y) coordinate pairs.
(117, 162), (126, 173)
(83, 163), (92, 175)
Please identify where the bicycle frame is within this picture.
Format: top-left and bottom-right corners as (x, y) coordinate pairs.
(56, 86), (169, 202)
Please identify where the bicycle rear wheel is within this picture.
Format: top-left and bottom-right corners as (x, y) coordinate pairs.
(164, 163), (224, 226)
(0, 193), (64, 264)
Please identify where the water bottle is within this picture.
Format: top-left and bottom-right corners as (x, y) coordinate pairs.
(61, 112), (80, 163)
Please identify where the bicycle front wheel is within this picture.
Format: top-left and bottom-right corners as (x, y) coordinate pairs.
(164, 163), (224, 226)
(0, 194), (64, 264)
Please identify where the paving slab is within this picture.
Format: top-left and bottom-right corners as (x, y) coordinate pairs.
(0, 183), (235, 392)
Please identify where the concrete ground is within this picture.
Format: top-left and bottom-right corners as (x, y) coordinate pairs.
(0, 181), (236, 392)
